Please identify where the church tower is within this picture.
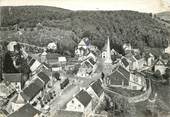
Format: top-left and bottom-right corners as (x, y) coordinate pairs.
(104, 36), (112, 64)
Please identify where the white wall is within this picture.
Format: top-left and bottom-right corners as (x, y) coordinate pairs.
(86, 87), (98, 100)
(30, 60), (41, 72)
(66, 98), (84, 112)
(129, 74), (143, 90)
(155, 65), (167, 75)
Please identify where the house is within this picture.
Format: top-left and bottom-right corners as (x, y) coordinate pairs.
(66, 89), (92, 114)
(120, 57), (130, 70)
(51, 64), (62, 71)
(27, 56), (41, 73)
(21, 78), (44, 103)
(134, 54), (146, 69)
(2, 73), (22, 92)
(75, 47), (88, 58)
(52, 110), (83, 117)
(154, 59), (167, 75)
(111, 48), (117, 55)
(7, 41), (17, 52)
(145, 52), (155, 66)
(78, 38), (90, 50)
(46, 53), (60, 65)
(85, 51), (97, 62)
(105, 65), (146, 90)
(37, 71), (50, 85)
(0, 83), (15, 99)
(11, 93), (26, 112)
(8, 103), (41, 117)
(88, 45), (99, 53)
(40, 50), (47, 63)
(58, 56), (67, 64)
(60, 78), (69, 89)
(76, 58), (95, 78)
(75, 38), (90, 57)
(164, 45), (170, 54)
(47, 42), (57, 51)
(87, 79), (104, 100)
(123, 43), (132, 53)
(126, 53), (146, 70)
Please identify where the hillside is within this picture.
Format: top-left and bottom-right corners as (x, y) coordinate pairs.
(157, 11), (170, 22)
(1, 6), (170, 54)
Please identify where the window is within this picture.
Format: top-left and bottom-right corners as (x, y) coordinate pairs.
(72, 100), (74, 103)
(78, 104), (81, 107)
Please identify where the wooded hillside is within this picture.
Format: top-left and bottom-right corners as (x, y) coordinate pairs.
(1, 6), (169, 54)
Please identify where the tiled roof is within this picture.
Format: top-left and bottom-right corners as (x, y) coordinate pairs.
(8, 104), (40, 117)
(84, 61), (93, 68)
(53, 110), (83, 117)
(88, 58), (96, 65)
(21, 78), (44, 101)
(46, 53), (60, 60)
(108, 70), (129, 86)
(2, 73), (22, 82)
(117, 66), (130, 79)
(79, 38), (90, 46)
(27, 55), (33, 62)
(11, 93), (26, 104)
(134, 54), (142, 60)
(108, 65), (130, 86)
(37, 71), (50, 84)
(90, 79), (104, 97)
(75, 90), (92, 107)
(28, 58), (36, 67)
(121, 58), (129, 67)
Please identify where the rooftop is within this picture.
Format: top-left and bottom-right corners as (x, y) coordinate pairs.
(21, 78), (44, 101)
(53, 110), (83, 117)
(37, 71), (50, 84)
(90, 79), (104, 97)
(75, 90), (92, 107)
(2, 73), (22, 82)
(108, 65), (130, 86)
(8, 104), (40, 117)
(121, 58), (129, 67)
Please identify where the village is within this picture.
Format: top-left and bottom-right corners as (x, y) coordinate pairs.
(0, 35), (170, 117)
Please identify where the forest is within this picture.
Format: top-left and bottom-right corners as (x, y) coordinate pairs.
(0, 6), (170, 55)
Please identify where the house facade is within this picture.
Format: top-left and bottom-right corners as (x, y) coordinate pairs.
(154, 59), (167, 75)
(8, 103), (41, 117)
(11, 93), (26, 112)
(66, 89), (92, 115)
(75, 38), (90, 58)
(145, 53), (155, 66)
(76, 57), (96, 78)
(127, 54), (146, 70)
(21, 78), (44, 104)
(120, 57), (130, 71)
(86, 79), (104, 101)
(104, 66), (146, 90)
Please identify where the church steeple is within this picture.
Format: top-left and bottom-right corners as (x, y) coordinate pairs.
(104, 36), (112, 64)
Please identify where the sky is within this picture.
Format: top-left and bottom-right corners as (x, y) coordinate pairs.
(0, 0), (170, 13)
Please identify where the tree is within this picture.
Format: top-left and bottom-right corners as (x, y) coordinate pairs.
(162, 53), (170, 60)
(53, 72), (60, 80)
(3, 51), (19, 73)
(166, 60), (170, 67)
(153, 70), (162, 79)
